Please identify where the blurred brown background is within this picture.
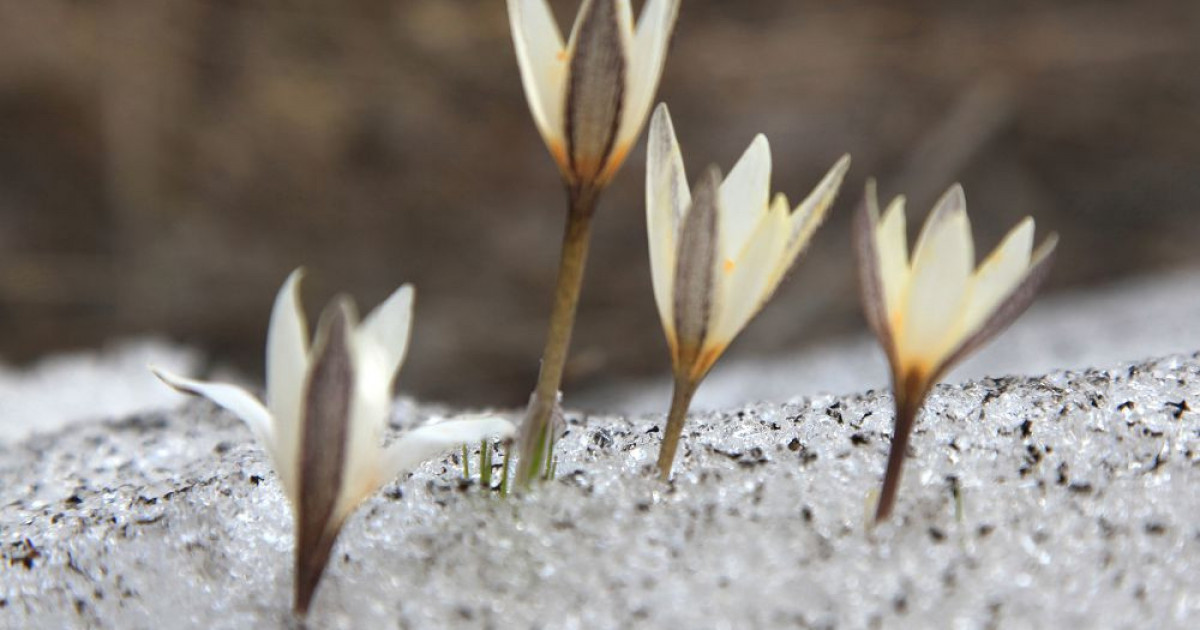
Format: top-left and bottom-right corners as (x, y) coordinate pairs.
(0, 1), (1197, 406)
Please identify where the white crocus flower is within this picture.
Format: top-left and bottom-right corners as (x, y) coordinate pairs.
(154, 270), (515, 615)
(507, 0), (679, 489)
(508, 0), (679, 190)
(854, 182), (1057, 522)
(647, 104), (851, 479)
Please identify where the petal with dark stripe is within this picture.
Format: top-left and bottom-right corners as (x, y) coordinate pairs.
(565, 0), (627, 186)
(937, 235), (1058, 379)
(672, 167), (721, 375)
(854, 181), (896, 364)
(294, 298), (358, 615)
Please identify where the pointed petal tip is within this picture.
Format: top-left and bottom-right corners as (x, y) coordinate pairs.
(943, 183), (967, 214)
(649, 102), (675, 142)
(1035, 231), (1060, 260)
(325, 294), (360, 328)
(150, 367), (188, 393)
(151, 368), (213, 402)
(864, 178), (906, 222)
(816, 154), (852, 195)
(277, 268), (307, 308)
(392, 283), (416, 306)
(750, 133), (770, 152)
(700, 164), (724, 189)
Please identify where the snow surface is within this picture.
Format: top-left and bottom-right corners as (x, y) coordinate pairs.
(0, 339), (200, 444)
(2, 353), (1198, 628)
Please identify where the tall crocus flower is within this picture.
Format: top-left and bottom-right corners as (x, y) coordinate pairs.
(154, 270), (515, 615)
(509, 0), (680, 190)
(507, 0), (680, 487)
(854, 182), (1058, 522)
(647, 104), (851, 479)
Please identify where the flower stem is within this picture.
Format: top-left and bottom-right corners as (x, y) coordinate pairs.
(499, 445), (512, 497)
(875, 374), (928, 523)
(515, 185), (600, 489)
(656, 374), (699, 481)
(461, 444), (470, 480)
(480, 439), (493, 488)
(542, 429), (558, 481)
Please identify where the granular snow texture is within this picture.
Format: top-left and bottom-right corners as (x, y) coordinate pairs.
(2, 354), (1198, 629)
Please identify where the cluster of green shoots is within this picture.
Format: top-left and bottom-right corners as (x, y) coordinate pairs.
(155, 0), (1058, 617)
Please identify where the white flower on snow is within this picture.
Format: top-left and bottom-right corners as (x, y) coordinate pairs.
(647, 104), (851, 384)
(646, 104), (850, 478)
(154, 270), (514, 614)
(854, 182), (1057, 522)
(508, 0), (679, 189)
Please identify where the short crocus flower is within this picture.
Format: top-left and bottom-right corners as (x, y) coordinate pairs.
(647, 104), (851, 479)
(508, 0), (680, 190)
(154, 270), (514, 615)
(854, 182), (1058, 522)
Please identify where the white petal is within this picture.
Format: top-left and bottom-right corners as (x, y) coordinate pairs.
(911, 184), (966, 265)
(381, 416), (517, 484)
(960, 217), (1034, 338)
(876, 196), (909, 321)
(358, 284), (415, 383)
(152, 368), (276, 464)
(337, 364), (393, 522)
(266, 269), (309, 504)
(614, 0), (680, 155)
(784, 154), (851, 264)
(898, 204), (974, 369)
(338, 285), (416, 522)
(646, 104), (691, 336)
(718, 134), (772, 261)
(709, 196), (789, 347)
(508, 0), (568, 148)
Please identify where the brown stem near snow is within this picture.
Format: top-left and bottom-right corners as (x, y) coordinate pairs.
(875, 371), (929, 523)
(515, 185), (600, 489)
(656, 374), (699, 481)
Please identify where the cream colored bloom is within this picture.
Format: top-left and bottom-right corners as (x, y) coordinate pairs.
(856, 183), (1058, 387)
(154, 270), (514, 614)
(508, 0), (679, 188)
(854, 182), (1057, 522)
(647, 104), (851, 381)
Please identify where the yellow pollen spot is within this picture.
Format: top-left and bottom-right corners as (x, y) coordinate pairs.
(723, 259), (735, 273)
(556, 50), (568, 62)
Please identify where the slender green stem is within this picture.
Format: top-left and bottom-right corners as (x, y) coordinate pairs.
(542, 429), (558, 480)
(499, 445), (512, 497)
(656, 374), (699, 481)
(875, 374), (928, 523)
(480, 440), (493, 488)
(515, 185), (600, 489)
(461, 444), (470, 480)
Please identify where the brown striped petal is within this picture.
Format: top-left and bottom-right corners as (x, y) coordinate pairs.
(672, 167), (722, 378)
(294, 298), (358, 615)
(565, 0), (628, 188)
